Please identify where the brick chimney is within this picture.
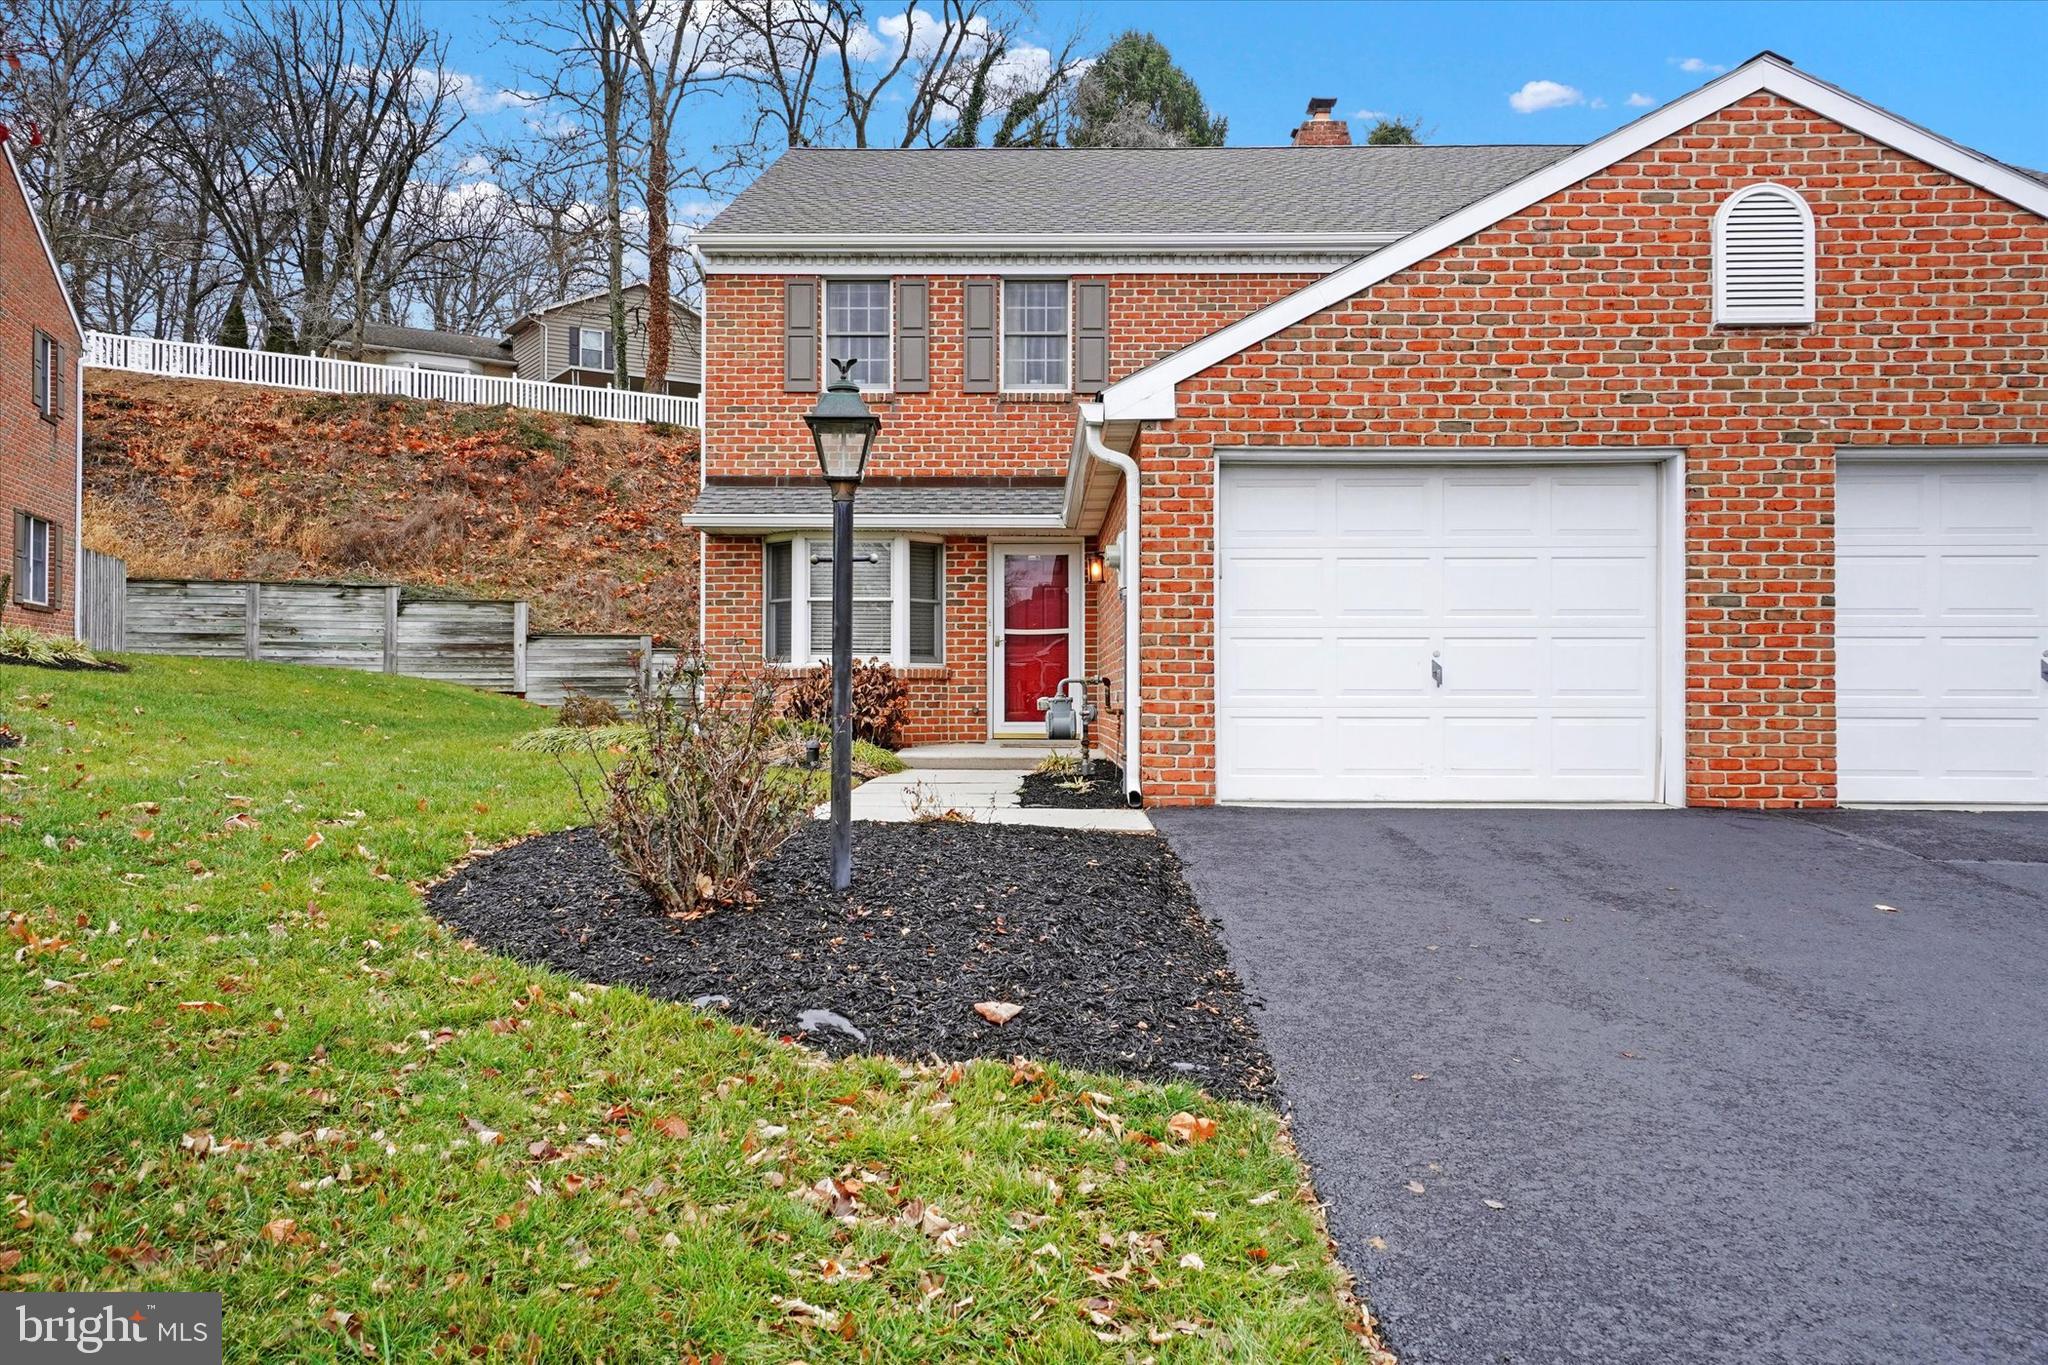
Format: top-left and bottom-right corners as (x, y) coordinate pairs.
(1290, 97), (1351, 147)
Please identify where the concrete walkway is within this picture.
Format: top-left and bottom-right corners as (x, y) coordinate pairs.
(823, 766), (1153, 832)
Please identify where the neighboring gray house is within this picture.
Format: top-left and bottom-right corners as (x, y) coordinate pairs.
(327, 322), (516, 376)
(506, 284), (703, 397)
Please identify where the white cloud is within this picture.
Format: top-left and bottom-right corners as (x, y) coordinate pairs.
(1671, 56), (1726, 75)
(1626, 91), (1656, 107)
(441, 69), (539, 115)
(1508, 79), (1584, 114)
(1351, 108), (1388, 121)
(1589, 96), (1607, 109)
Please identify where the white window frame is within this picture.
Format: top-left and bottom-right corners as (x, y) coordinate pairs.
(1712, 182), (1816, 326)
(822, 279), (892, 392)
(16, 512), (52, 608)
(765, 534), (944, 668)
(570, 325), (613, 370)
(999, 278), (1071, 394)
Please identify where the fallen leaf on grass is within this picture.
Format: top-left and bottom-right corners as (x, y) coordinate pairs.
(1166, 1111), (1217, 1144)
(262, 1217), (298, 1244)
(177, 1000), (227, 1014)
(649, 1115), (690, 1139)
(973, 1001), (1021, 1025)
(0, 1249), (21, 1272)
(1178, 1252), (1205, 1270)
(1247, 1190), (1280, 1206)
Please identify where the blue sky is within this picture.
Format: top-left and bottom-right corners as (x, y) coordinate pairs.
(438, 0), (2048, 184)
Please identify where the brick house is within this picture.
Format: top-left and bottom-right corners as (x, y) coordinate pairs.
(688, 53), (2048, 809)
(0, 136), (83, 637)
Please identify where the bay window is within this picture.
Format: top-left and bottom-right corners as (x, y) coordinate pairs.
(764, 535), (943, 668)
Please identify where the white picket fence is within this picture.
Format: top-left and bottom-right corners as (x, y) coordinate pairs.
(84, 331), (700, 428)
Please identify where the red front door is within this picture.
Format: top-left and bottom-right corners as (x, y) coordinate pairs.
(1000, 551), (1071, 724)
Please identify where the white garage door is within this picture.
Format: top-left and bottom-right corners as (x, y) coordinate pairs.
(1838, 461), (2048, 804)
(1217, 463), (1663, 803)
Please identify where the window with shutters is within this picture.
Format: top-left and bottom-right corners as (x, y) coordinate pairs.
(763, 536), (943, 668)
(13, 512), (53, 608)
(31, 330), (59, 422)
(1001, 280), (1069, 390)
(570, 325), (614, 370)
(824, 280), (890, 389)
(1713, 184), (1815, 325)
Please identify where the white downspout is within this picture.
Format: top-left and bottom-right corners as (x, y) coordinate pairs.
(1082, 420), (1142, 807)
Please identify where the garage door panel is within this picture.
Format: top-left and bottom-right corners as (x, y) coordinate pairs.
(1941, 474), (2039, 535)
(1218, 463), (1662, 803)
(1553, 555), (1656, 618)
(1941, 555), (2042, 618)
(1337, 478), (1431, 538)
(1333, 637), (1433, 698)
(1442, 557), (1542, 618)
(1335, 556), (1432, 619)
(1227, 478), (1328, 537)
(1550, 477), (1658, 537)
(1838, 462), (2048, 804)
(1443, 478), (1545, 538)
(1225, 635), (1325, 700)
(1224, 556), (1325, 622)
(1552, 637), (1654, 700)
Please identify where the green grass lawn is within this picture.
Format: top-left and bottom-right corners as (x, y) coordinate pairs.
(0, 657), (1383, 1363)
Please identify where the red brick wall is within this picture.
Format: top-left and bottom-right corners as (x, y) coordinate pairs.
(1138, 94), (2048, 807)
(701, 272), (1319, 481)
(0, 150), (81, 635)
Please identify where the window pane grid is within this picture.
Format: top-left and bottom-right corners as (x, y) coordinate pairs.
(826, 281), (890, 388)
(809, 537), (893, 658)
(1003, 281), (1067, 390)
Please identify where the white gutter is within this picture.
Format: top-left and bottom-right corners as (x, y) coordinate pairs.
(1080, 409), (1143, 807)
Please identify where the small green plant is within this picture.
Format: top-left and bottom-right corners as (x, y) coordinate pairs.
(0, 626), (117, 671)
(1035, 751), (1081, 778)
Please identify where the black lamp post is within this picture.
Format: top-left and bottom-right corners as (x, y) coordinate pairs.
(804, 358), (881, 891)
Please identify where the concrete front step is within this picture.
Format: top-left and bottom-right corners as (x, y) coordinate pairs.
(897, 742), (1074, 771)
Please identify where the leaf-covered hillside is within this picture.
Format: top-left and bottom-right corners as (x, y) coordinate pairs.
(82, 373), (701, 639)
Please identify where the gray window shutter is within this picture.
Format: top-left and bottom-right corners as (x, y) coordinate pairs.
(962, 280), (996, 392)
(1074, 281), (1109, 391)
(603, 329), (616, 374)
(47, 521), (62, 610)
(895, 280), (930, 393)
(32, 333), (48, 416)
(784, 279), (819, 392)
(10, 513), (26, 604)
(51, 341), (63, 416)
(566, 326), (581, 367)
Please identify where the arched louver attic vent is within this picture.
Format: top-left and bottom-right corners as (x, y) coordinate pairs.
(1713, 183), (1816, 325)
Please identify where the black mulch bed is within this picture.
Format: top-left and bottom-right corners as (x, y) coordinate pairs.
(1018, 761), (1130, 810)
(428, 820), (1274, 1102)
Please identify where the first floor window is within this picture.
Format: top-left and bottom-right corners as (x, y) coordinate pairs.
(11, 512), (54, 608)
(569, 325), (613, 371)
(764, 536), (943, 668)
(1002, 279), (1068, 390)
(824, 280), (890, 389)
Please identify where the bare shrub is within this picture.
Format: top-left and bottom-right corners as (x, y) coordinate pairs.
(556, 690), (622, 728)
(540, 656), (813, 917)
(780, 660), (910, 750)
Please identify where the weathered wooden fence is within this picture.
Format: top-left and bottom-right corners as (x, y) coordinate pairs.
(79, 549), (127, 652)
(97, 569), (656, 706)
(85, 331), (701, 429)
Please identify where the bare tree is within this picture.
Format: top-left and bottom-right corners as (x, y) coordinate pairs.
(146, 0), (463, 354)
(720, 0), (838, 148)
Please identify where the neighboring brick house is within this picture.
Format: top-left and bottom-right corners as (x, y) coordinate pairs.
(0, 137), (83, 638)
(688, 53), (2048, 809)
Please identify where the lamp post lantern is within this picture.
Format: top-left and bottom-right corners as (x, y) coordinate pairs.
(804, 358), (881, 891)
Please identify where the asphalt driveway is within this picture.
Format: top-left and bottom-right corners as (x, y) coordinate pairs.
(1152, 807), (2048, 1365)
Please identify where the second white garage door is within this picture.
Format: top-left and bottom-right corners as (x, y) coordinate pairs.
(1838, 461), (2048, 804)
(1217, 463), (1663, 803)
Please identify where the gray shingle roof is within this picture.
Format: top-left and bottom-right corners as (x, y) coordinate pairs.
(688, 482), (1065, 523)
(355, 323), (510, 362)
(699, 145), (1580, 239)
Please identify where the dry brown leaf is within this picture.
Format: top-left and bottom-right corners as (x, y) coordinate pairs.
(1166, 1111), (1217, 1144)
(973, 1001), (1021, 1025)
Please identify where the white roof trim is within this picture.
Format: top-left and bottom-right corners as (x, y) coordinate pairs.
(694, 230), (1405, 257)
(2, 138), (85, 341)
(682, 512), (1068, 533)
(1100, 52), (2048, 422)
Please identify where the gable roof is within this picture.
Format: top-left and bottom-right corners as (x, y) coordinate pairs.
(351, 322), (510, 362)
(696, 144), (1576, 246)
(508, 282), (703, 335)
(1098, 52), (2048, 422)
(1, 137), (84, 342)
